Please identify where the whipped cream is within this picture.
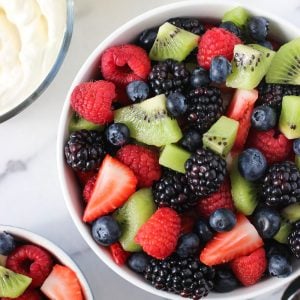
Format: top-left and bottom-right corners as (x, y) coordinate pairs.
(0, 0), (67, 116)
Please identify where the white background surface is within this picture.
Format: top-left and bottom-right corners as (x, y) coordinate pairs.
(0, 0), (299, 299)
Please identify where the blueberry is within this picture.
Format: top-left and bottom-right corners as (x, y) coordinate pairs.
(265, 240), (292, 260)
(247, 16), (269, 42)
(105, 123), (130, 147)
(126, 80), (149, 103)
(219, 21), (242, 38)
(166, 92), (187, 117)
(209, 208), (236, 232)
(252, 207), (281, 238)
(268, 255), (292, 278)
(0, 232), (16, 255)
(258, 40), (273, 50)
(238, 148), (267, 181)
(190, 67), (211, 88)
(194, 218), (213, 243)
(180, 128), (202, 152)
(293, 139), (300, 155)
(91, 216), (121, 246)
(209, 56), (232, 83)
(213, 268), (239, 293)
(128, 252), (150, 273)
(251, 105), (277, 131)
(176, 233), (200, 258)
(137, 27), (158, 51)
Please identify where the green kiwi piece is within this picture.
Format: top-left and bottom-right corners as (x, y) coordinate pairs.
(279, 95), (300, 139)
(266, 38), (300, 84)
(282, 203), (300, 223)
(113, 188), (156, 252)
(230, 159), (258, 215)
(0, 255), (6, 267)
(159, 144), (191, 174)
(203, 116), (239, 157)
(69, 113), (103, 132)
(114, 94), (183, 146)
(149, 22), (199, 62)
(273, 219), (293, 244)
(296, 155), (300, 170)
(226, 44), (275, 89)
(0, 266), (32, 298)
(222, 6), (250, 27)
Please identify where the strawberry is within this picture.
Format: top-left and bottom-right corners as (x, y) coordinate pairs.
(41, 264), (83, 300)
(200, 214), (263, 266)
(109, 242), (130, 266)
(231, 247), (267, 286)
(83, 155), (137, 222)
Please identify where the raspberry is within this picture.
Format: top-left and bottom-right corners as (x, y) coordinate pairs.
(83, 175), (97, 202)
(247, 129), (293, 164)
(197, 27), (242, 70)
(6, 245), (53, 288)
(109, 242), (130, 266)
(197, 180), (234, 218)
(70, 81), (116, 125)
(76, 170), (97, 186)
(135, 208), (181, 259)
(231, 248), (267, 286)
(2, 289), (44, 300)
(116, 144), (161, 188)
(101, 45), (151, 86)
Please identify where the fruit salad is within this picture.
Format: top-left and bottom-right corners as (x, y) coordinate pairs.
(0, 231), (84, 299)
(64, 6), (300, 299)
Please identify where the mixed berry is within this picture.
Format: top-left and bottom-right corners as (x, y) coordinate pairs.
(64, 5), (300, 299)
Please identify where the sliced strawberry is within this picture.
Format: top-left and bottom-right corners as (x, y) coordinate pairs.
(200, 214), (263, 266)
(109, 242), (130, 266)
(227, 89), (258, 152)
(41, 264), (83, 300)
(83, 155), (137, 222)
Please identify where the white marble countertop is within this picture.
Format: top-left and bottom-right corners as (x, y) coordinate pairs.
(0, 0), (299, 299)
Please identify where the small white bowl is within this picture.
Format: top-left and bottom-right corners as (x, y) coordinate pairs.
(0, 225), (93, 300)
(57, 1), (300, 299)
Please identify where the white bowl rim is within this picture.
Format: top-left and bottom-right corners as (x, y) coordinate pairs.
(57, 1), (300, 299)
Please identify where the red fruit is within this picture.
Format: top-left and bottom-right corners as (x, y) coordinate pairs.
(76, 170), (97, 186)
(180, 211), (198, 235)
(227, 89), (259, 152)
(197, 180), (234, 219)
(41, 264), (83, 300)
(247, 129), (293, 164)
(116, 144), (161, 188)
(70, 80), (116, 125)
(6, 245), (53, 288)
(2, 289), (44, 300)
(200, 214), (263, 266)
(109, 242), (130, 266)
(101, 44), (151, 86)
(83, 175), (97, 202)
(231, 247), (267, 286)
(83, 155), (137, 222)
(135, 208), (181, 260)
(197, 27), (242, 69)
(115, 86), (132, 106)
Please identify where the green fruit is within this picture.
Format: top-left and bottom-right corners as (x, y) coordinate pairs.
(222, 6), (250, 27)
(0, 255), (6, 267)
(226, 44), (275, 90)
(149, 22), (199, 62)
(159, 144), (191, 173)
(279, 96), (300, 139)
(282, 203), (300, 223)
(114, 94), (183, 146)
(266, 38), (300, 85)
(0, 266), (32, 298)
(203, 116), (239, 157)
(113, 188), (156, 252)
(296, 155), (300, 170)
(230, 159), (258, 215)
(273, 219), (292, 244)
(69, 114), (103, 132)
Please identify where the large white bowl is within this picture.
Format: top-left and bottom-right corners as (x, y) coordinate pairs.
(0, 225), (93, 300)
(57, 1), (300, 299)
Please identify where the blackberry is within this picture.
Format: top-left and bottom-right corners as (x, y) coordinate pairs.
(64, 130), (106, 171)
(262, 161), (300, 207)
(186, 87), (224, 133)
(167, 17), (205, 35)
(144, 255), (215, 299)
(185, 148), (227, 198)
(288, 221), (300, 258)
(153, 169), (198, 213)
(148, 59), (190, 96)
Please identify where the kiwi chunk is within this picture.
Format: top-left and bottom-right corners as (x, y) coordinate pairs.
(230, 159), (258, 215)
(282, 203), (300, 223)
(114, 94), (182, 146)
(149, 22), (199, 62)
(266, 38), (300, 84)
(296, 155), (300, 170)
(69, 113), (103, 133)
(113, 188), (156, 252)
(159, 144), (191, 173)
(273, 219), (292, 244)
(279, 95), (300, 139)
(222, 6), (250, 27)
(226, 44), (275, 89)
(203, 116), (239, 157)
(0, 266), (32, 298)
